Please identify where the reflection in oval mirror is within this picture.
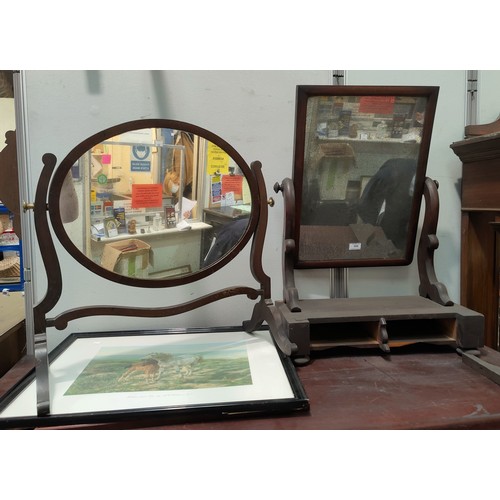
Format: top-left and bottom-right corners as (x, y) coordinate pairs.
(59, 126), (252, 281)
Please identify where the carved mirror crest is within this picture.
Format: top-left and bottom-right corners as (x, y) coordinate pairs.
(292, 86), (439, 268)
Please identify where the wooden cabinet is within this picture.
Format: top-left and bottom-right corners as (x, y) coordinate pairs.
(451, 126), (500, 349)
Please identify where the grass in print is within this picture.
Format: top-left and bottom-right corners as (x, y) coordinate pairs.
(64, 342), (252, 395)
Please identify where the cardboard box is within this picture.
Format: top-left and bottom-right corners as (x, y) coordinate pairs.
(0, 213), (9, 232)
(100, 239), (151, 278)
(0, 292), (26, 377)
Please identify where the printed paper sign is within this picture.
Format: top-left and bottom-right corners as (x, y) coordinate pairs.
(207, 142), (230, 175)
(222, 175), (243, 197)
(131, 145), (152, 172)
(131, 184), (163, 208)
(358, 96), (395, 115)
(211, 175), (222, 204)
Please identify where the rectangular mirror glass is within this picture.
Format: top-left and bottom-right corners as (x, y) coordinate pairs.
(293, 85), (438, 268)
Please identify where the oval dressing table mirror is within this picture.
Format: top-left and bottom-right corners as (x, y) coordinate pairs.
(269, 86), (484, 363)
(0, 119), (307, 428)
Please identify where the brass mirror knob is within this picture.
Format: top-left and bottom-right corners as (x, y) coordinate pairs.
(268, 197), (275, 207)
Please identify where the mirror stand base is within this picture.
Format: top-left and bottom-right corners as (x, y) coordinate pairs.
(273, 296), (484, 361)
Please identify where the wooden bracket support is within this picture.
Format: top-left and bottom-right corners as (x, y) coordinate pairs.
(377, 317), (390, 353)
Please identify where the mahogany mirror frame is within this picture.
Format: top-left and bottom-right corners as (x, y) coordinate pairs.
(46, 119), (260, 288)
(291, 85), (439, 269)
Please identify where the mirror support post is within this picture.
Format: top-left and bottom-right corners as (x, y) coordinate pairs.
(274, 178), (301, 312)
(417, 177), (453, 306)
(330, 268), (348, 298)
(34, 331), (50, 416)
(248, 161), (271, 299)
(32, 152), (62, 417)
(243, 164), (297, 356)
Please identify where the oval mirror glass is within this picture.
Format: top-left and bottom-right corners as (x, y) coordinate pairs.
(49, 120), (256, 286)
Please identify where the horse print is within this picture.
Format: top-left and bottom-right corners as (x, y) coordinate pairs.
(64, 342), (252, 395)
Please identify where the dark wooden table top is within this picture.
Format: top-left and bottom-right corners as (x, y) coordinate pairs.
(3, 345), (500, 429)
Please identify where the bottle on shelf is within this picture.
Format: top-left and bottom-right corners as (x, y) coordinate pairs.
(152, 213), (162, 231)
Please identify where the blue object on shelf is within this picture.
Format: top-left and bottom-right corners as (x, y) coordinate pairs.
(0, 203), (24, 292)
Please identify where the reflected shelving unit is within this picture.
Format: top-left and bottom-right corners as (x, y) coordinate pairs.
(0, 203), (23, 292)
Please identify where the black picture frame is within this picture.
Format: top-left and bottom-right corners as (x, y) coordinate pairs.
(0, 327), (309, 429)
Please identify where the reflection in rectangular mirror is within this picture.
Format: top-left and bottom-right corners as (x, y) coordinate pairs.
(294, 86), (438, 267)
(62, 127), (252, 280)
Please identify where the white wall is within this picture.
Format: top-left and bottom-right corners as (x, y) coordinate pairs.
(478, 70), (500, 124)
(21, 70), (500, 349)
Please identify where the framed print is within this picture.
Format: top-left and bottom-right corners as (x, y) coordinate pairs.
(0, 327), (308, 429)
(292, 85), (439, 268)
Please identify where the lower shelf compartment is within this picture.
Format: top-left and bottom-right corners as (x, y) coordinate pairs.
(309, 317), (457, 351)
(274, 296), (484, 358)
